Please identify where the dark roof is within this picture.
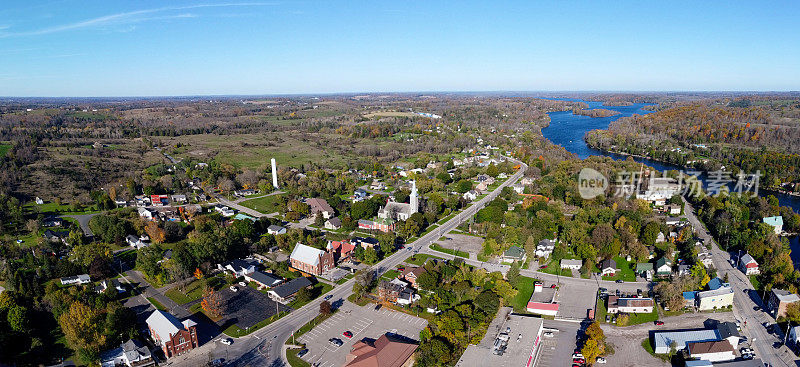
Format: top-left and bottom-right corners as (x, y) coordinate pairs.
(248, 271), (283, 287)
(600, 259), (617, 270)
(688, 340), (734, 355)
(326, 217), (342, 226)
(717, 321), (740, 339)
(270, 277), (312, 298)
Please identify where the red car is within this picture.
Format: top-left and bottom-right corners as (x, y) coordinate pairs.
(550, 284), (557, 288)
(573, 358), (585, 364)
(654, 320), (664, 326)
(540, 265), (548, 269)
(343, 331), (353, 339)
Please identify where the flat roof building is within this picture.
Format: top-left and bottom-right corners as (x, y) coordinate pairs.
(455, 310), (544, 367)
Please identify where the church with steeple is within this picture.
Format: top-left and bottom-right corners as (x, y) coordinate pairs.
(377, 180), (419, 221)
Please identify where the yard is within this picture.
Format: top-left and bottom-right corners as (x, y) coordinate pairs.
(536, 258), (574, 278)
(240, 193), (286, 215)
(510, 276), (537, 313)
(403, 254), (444, 266)
(165, 276), (225, 305)
(430, 243), (468, 258)
(288, 283), (333, 309)
(601, 256), (637, 282)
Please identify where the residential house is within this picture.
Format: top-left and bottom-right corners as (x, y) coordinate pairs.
(150, 195), (169, 207)
(324, 217), (342, 230)
(137, 207), (154, 220)
(462, 190), (479, 201)
(607, 297), (655, 314)
(115, 199), (129, 207)
(43, 229), (69, 243)
(171, 194), (187, 203)
(352, 237), (380, 250)
(42, 216), (63, 227)
(560, 259), (582, 270)
(306, 198), (335, 219)
(789, 325), (800, 345)
(353, 189), (368, 201)
(636, 263), (654, 279)
(600, 259), (617, 276)
(35, 197), (44, 205)
(268, 277), (313, 304)
(738, 254), (759, 275)
(697, 287), (735, 311)
(344, 334), (418, 367)
(501, 246), (527, 264)
(666, 204), (681, 215)
(234, 189), (256, 197)
(61, 274), (91, 286)
(100, 339), (155, 367)
(126, 235), (151, 249)
(687, 340), (735, 362)
(655, 257), (673, 277)
(511, 183), (525, 194)
(214, 205), (235, 217)
(535, 239), (556, 259)
(290, 243), (334, 276)
(328, 240), (356, 262)
(763, 216), (784, 234)
(683, 291), (697, 308)
(677, 264), (692, 277)
(655, 232), (666, 243)
(402, 266), (426, 289)
(217, 259), (258, 277)
(396, 288), (420, 305)
(145, 310), (198, 358)
(267, 225), (287, 235)
(377, 279), (407, 303)
(95, 279), (125, 294)
(766, 289), (800, 319)
(698, 252), (714, 268)
(665, 217), (681, 226)
(244, 271), (284, 289)
(358, 218), (396, 232)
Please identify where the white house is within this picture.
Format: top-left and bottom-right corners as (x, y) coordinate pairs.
(126, 235), (151, 249)
(61, 274), (91, 286)
(138, 207), (155, 220)
(96, 279), (125, 294)
(462, 190), (479, 201)
(560, 259), (582, 270)
(267, 225), (287, 235)
(607, 297), (654, 314)
(789, 325), (800, 345)
(739, 254), (760, 275)
(687, 340), (735, 362)
(535, 239), (556, 258)
(217, 259), (257, 277)
(324, 217), (342, 230)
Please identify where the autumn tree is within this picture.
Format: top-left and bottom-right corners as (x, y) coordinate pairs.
(581, 320), (606, 364)
(59, 302), (106, 362)
(145, 221), (166, 244)
(319, 300), (332, 315)
(201, 286), (223, 319)
(194, 268), (204, 280)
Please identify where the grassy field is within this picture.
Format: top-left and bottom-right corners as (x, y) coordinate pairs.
(601, 256), (637, 282)
(510, 276), (536, 313)
(380, 269), (400, 281)
(147, 297), (167, 311)
(596, 295), (607, 322)
(166, 133), (350, 169)
(240, 194), (286, 214)
(537, 258), (574, 278)
(430, 243), (468, 258)
(222, 311), (288, 337)
(165, 279), (207, 305)
(288, 283), (333, 309)
(286, 348), (311, 367)
(0, 143), (10, 158)
(403, 254), (444, 266)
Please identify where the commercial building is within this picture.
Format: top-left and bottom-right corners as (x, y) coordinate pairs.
(344, 333), (418, 367)
(455, 310), (544, 367)
(687, 340), (735, 362)
(526, 282), (559, 316)
(268, 276), (313, 304)
(606, 297), (654, 314)
(696, 287), (734, 311)
(766, 288), (800, 319)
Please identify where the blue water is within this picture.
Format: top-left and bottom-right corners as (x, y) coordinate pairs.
(541, 99), (800, 262)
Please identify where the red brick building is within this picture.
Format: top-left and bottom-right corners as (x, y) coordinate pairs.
(290, 243), (334, 276)
(145, 310), (199, 358)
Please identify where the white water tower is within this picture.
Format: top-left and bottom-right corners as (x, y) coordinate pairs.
(271, 158), (279, 189)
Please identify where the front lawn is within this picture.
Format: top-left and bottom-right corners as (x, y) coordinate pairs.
(288, 283), (333, 309)
(222, 311), (288, 338)
(601, 256), (637, 282)
(286, 348), (311, 367)
(536, 258), (574, 278)
(165, 276), (224, 305)
(381, 269), (400, 280)
(404, 254), (444, 266)
(239, 194), (286, 214)
(147, 297), (167, 311)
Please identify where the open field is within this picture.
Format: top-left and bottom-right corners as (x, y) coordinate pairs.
(363, 111), (417, 118)
(240, 193), (286, 214)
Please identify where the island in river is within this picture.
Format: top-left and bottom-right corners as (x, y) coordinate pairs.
(572, 108), (620, 118)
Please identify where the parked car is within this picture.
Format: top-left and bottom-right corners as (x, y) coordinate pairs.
(211, 358), (225, 366)
(540, 265), (548, 269)
(343, 331), (353, 338)
(297, 349), (308, 358)
(543, 331), (554, 337)
(329, 338), (343, 347)
(220, 338), (232, 345)
(239, 281), (247, 287)
(324, 294), (333, 300)
(596, 357), (607, 364)
(230, 286), (237, 292)
(654, 320), (664, 326)
(550, 284), (557, 288)
(615, 279), (624, 283)
(375, 304), (382, 310)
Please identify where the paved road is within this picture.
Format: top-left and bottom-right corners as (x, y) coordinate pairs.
(682, 196), (799, 366)
(63, 213), (99, 237)
(166, 156), (528, 367)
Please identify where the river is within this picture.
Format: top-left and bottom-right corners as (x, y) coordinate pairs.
(540, 98), (800, 262)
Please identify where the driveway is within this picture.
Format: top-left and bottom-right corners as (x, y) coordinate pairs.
(63, 213), (99, 237)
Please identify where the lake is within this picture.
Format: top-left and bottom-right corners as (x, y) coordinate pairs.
(541, 98), (800, 263)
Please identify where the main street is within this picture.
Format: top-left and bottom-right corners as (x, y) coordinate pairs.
(168, 157), (528, 367)
(682, 197), (799, 366)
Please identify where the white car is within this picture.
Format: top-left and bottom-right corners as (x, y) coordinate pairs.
(220, 338), (232, 345)
(239, 281), (247, 287)
(543, 331), (554, 338)
(230, 285), (238, 292)
(596, 357), (607, 364)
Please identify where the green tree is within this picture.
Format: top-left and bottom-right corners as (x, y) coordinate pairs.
(6, 305), (27, 332)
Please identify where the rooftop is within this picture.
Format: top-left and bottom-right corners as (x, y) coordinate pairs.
(454, 312), (543, 367)
(290, 243), (326, 266)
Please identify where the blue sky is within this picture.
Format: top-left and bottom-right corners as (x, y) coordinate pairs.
(0, 1), (798, 96)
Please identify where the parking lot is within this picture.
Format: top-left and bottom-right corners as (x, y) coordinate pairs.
(298, 302), (428, 367)
(218, 286), (292, 330)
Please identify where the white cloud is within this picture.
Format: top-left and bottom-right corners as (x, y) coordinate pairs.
(0, 2), (277, 37)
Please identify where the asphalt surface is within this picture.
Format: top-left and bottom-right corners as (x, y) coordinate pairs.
(165, 156), (528, 367)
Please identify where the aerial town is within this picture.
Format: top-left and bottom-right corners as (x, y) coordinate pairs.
(1, 2), (799, 367)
